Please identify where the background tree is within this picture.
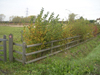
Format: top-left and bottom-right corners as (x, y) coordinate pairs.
(89, 20), (95, 23)
(68, 13), (77, 22)
(79, 16), (84, 20)
(12, 16), (22, 23)
(9, 16), (14, 22)
(0, 14), (5, 21)
(9, 15), (36, 23)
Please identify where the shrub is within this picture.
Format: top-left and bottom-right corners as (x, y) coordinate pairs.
(68, 19), (94, 40)
(23, 8), (98, 59)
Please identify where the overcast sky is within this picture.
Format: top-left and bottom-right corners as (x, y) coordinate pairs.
(0, 0), (100, 21)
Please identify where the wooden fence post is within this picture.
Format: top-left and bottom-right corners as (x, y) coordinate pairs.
(9, 34), (13, 62)
(21, 30), (23, 42)
(66, 39), (68, 50)
(22, 42), (26, 64)
(77, 35), (80, 44)
(3, 35), (7, 62)
(51, 42), (53, 53)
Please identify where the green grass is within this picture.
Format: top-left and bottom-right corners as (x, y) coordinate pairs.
(0, 26), (23, 42)
(0, 26), (100, 75)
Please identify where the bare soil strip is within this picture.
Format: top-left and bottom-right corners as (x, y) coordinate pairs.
(0, 25), (28, 27)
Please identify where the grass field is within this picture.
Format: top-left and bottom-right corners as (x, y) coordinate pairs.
(0, 26), (100, 75)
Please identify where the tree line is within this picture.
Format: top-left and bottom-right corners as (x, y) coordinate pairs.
(0, 13), (96, 23)
(0, 14), (36, 23)
(9, 15), (36, 23)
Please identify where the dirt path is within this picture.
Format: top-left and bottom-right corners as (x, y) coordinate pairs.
(0, 25), (28, 27)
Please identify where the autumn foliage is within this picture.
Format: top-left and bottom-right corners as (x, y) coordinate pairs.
(23, 8), (99, 59)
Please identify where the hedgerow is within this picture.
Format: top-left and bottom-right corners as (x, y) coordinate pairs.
(23, 8), (99, 59)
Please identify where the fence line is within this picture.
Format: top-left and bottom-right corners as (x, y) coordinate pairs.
(0, 35), (7, 62)
(9, 34), (87, 64)
(8, 33), (97, 64)
(25, 39), (84, 64)
(0, 33), (98, 64)
(26, 36), (80, 48)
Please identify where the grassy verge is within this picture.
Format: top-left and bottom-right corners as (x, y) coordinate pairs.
(0, 26), (100, 74)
